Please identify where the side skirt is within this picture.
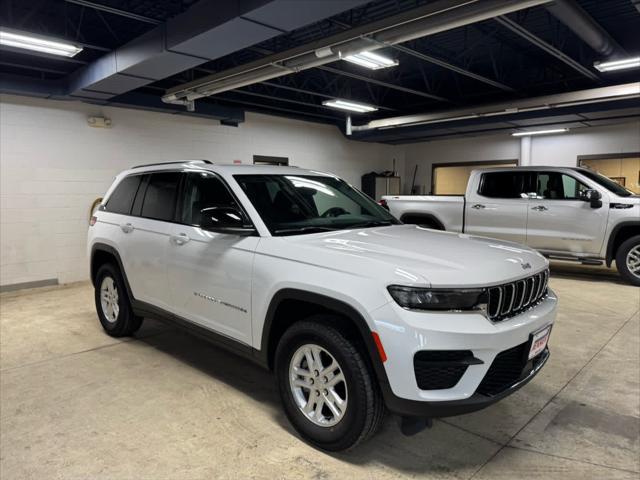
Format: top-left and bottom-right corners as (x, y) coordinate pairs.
(132, 300), (268, 370)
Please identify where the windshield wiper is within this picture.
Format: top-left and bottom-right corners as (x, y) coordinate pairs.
(274, 226), (338, 236)
(347, 220), (394, 229)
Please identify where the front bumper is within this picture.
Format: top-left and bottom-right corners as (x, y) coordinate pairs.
(370, 289), (557, 417)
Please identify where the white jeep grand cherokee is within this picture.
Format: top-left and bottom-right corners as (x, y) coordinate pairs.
(88, 160), (557, 451)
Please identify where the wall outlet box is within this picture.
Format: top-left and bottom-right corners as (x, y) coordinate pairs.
(87, 116), (112, 128)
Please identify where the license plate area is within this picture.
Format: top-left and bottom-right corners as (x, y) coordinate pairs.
(528, 325), (551, 360)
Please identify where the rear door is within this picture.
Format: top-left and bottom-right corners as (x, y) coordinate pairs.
(464, 171), (531, 243)
(166, 171), (258, 345)
(123, 171), (181, 309)
(526, 171), (609, 254)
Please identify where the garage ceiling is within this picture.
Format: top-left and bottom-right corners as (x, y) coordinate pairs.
(1, 0), (639, 143)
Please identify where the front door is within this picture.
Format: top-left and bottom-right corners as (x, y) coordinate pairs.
(526, 171), (609, 254)
(166, 171), (258, 345)
(464, 170), (530, 244)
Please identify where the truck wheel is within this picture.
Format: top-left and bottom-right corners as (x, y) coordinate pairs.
(275, 317), (385, 451)
(616, 235), (640, 286)
(94, 263), (143, 336)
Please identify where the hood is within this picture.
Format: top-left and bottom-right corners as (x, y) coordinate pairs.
(271, 225), (548, 288)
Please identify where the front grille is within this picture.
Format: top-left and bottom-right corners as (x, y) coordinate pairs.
(487, 269), (549, 322)
(414, 350), (478, 390)
(477, 342), (548, 396)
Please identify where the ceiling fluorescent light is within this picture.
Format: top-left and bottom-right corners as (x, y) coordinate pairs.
(343, 51), (398, 70)
(323, 99), (378, 113)
(512, 128), (568, 137)
(594, 57), (640, 72)
(0, 29), (83, 57)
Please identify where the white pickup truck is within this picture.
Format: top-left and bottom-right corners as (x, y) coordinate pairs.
(383, 166), (640, 286)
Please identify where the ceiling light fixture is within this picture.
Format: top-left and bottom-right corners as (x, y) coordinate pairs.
(0, 28), (83, 57)
(323, 99), (378, 113)
(512, 128), (568, 137)
(594, 56), (640, 72)
(343, 51), (398, 70)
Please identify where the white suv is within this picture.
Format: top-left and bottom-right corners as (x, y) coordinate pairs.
(88, 160), (557, 450)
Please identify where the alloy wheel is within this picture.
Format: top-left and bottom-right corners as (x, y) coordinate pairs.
(289, 344), (348, 427)
(626, 245), (640, 279)
(100, 276), (120, 323)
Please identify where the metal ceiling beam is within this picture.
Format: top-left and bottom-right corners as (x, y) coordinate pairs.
(317, 65), (449, 102)
(391, 44), (514, 92)
(64, 0), (162, 25)
(164, 0), (552, 104)
(350, 82), (640, 132)
(494, 16), (600, 81)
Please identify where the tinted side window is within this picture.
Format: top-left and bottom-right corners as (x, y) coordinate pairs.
(479, 172), (528, 198)
(180, 172), (237, 226)
(536, 172), (589, 200)
(105, 176), (142, 214)
(140, 172), (181, 222)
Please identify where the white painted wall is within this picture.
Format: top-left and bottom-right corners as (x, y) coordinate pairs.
(404, 120), (640, 194)
(0, 94), (403, 287)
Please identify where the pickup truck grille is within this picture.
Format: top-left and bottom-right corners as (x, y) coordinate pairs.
(486, 270), (549, 322)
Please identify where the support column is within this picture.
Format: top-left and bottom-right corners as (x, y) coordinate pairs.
(520, 135), (532, 166)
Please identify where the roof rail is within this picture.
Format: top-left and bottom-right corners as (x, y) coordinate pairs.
(131, 160), (213, 169)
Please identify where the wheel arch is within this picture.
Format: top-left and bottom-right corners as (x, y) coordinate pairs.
(258, 289), (390, 389)
(90, 243), (135, 301)
(399, 212), (445, 230)
(605, 221), (640, 267)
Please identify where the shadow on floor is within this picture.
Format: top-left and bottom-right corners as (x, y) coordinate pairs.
(133, 319), (506, 473)
(549, 261), (625, 285)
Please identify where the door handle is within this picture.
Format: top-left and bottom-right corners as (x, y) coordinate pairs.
(471, 204), (486, 209)
(120, 223), (134, 233)
(170, 233), (191, 245)
(531, 205), (548, 211)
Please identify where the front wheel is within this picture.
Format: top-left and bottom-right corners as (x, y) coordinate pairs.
(616, 235), (640, 286)
(275, 317), (385, 451)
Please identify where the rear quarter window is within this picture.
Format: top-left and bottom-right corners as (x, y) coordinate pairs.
(105, 176), (142, 214)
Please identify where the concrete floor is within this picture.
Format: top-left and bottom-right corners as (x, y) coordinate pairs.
(1, 266), (638, 479)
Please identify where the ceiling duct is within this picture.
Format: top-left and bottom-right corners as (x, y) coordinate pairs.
(163, 0), (552, 105)
(67, 0), (370, 101)
(348, 82), (640, 132)
(545, 0), (625, 57)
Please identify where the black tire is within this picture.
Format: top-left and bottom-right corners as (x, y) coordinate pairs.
(275, 316), (385, 451)
(94, 263), (143, 336)
(615, 235), (640, 287)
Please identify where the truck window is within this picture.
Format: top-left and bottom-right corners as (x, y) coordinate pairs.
(478, 172), (528, 198)
(536, 172), (589, 200)
(104, 175), (142, 214)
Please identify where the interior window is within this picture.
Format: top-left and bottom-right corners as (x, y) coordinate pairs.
(478, 172), (528, 198)
(105, 175), (142, 214)
(180, 172), (237, 226)
(140, 172), (181, 222)
(536, 172), (589, 200)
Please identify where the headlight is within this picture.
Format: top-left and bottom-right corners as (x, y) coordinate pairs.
(387, 285), (487, 311)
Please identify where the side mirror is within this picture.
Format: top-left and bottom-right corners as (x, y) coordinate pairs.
(581, 189), (602, 208)
(200, 206), (256, 235)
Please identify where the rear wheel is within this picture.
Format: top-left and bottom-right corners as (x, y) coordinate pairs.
(275, 317), (385, 451)
(94, 263), (143, 336)
(616, 235), (640, 286)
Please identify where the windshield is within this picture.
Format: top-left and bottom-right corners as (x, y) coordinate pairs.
(575, 168), (634, 197)
(234, 174), (399, 235)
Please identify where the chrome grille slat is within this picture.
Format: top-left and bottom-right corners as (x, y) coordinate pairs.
(485, 269), (550, 322)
